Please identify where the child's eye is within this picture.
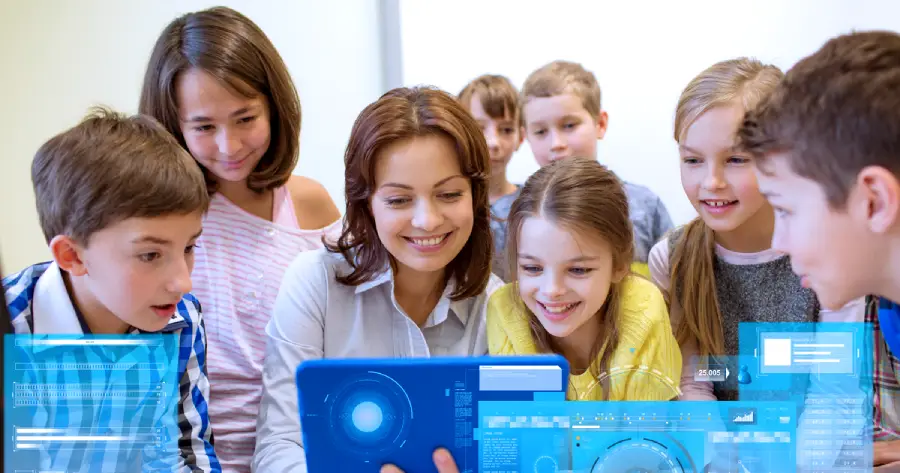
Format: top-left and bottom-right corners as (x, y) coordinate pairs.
(682, 157), (701, 165)
(520, 264), (542, 275)
(193, 125), (214, 132)
(569, 267), (594, 276)
(563, 122), (577, 129)
(727, 156), (751, 164)
(774, 207), (791, 217)
(501, 128), (515, 135)
(185, 244), (197, 255)
(532, 129), (546, 136)
(238, 116), (256, 124)
(139, 252), (161, 263)
(439, 192), (463, 201)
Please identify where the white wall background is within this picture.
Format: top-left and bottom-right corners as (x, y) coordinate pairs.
(399, 0), (900, 225)
(0, 0), (383, 275)
(2, 0), (900, 275)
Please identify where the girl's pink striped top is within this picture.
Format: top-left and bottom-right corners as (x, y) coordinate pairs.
(191, 185), (341, 473)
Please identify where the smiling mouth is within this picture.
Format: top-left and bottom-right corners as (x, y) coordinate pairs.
(222, 156), (249, 166)
(403, 233), (451, 247)
(541, 302), (579, 312)
(537, 301), (581, 320)
(701, 199), (738, 207)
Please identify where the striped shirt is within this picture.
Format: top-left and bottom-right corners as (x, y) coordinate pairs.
(3, 261), (219, 472)
(191, 187), (340, 473)
(867, 296), (900, 441)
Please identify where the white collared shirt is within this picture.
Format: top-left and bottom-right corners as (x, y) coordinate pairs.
(2, 261), (220, 472)
(252, 248), (502, 473)
(27, 261), (188, 334)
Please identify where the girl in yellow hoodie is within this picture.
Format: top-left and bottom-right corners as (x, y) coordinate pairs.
(487, 157), (682, 401)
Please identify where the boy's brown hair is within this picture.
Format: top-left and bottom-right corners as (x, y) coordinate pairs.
(521, 60), (602, 123)
(458, 74), (520, 123)
(31, 107), (209, 245)
(327, 86), (493, 300)
(139, 6), (301, 195)
(738, 30), (900, 209)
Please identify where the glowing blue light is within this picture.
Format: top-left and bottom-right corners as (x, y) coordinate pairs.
(351, 401), (383, 433)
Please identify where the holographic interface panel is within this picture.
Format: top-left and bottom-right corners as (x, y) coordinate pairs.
(477, 400), (797, 473)
(4, 334), (181, 473)
(296, 355), (568, 473)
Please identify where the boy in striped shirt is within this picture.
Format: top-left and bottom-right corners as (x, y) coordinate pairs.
(2, 108), (220, 472)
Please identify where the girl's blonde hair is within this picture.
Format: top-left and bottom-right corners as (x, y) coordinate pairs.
(505, 157), (633, 398)
(670, 58), (784, 357)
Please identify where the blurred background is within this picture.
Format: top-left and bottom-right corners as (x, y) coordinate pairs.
(1, 0), (899, 275)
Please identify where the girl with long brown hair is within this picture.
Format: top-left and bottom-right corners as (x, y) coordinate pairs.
(139, 7), (342, 470)
(487, 157), (682, 401)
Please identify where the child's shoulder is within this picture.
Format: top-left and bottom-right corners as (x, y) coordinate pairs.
(618, 275), (668, 324)
(285, 175), (341, 230)
(486, 273), (505, 297)
(622, 181), (662, 201)
(485, 282), (535, 351)
(177, 292), (203, 323)
(648, 224), (688, 259)
(487, 282), (523, 319)
(3, 262), (53, 321)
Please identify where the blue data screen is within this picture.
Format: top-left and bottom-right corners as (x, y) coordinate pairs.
(477, 400), (797, 473)
(738, 322), (874, 472)
(4, 334), (181, 473)
(297, 358), (567, 473)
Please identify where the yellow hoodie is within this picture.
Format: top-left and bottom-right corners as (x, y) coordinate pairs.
(487, 275), (682, 401)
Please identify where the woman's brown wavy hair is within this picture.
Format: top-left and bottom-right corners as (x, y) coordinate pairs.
(326, 86), (493, 300)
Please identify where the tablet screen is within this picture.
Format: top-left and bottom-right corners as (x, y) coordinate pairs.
(296, 355), (568, 473)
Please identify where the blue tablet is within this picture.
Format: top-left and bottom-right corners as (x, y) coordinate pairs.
(296, 355), (569, 473)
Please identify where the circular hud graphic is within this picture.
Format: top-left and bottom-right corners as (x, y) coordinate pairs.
(534, 455), (559, 473)
(327, 371), (414, 460)
(579, 364), (683, 400)
(589, 434), (694, 473)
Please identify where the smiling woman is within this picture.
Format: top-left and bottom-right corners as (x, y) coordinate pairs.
(252, 86), (504, 473)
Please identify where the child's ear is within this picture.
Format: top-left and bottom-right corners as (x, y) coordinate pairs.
(857, 165), (900, 234)
(49, 235), (88, 277)
(595, 111), (609, 140)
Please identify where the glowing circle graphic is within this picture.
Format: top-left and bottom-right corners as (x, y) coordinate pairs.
(579, 365), (682, 400)
(352, 401), (384, 433)
(326, 371), (414, 460)
(534, 455), (559, 473)
(588, 434), (693, 473)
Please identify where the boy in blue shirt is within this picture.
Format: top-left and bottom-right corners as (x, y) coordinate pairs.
(3, 108), (220, 472)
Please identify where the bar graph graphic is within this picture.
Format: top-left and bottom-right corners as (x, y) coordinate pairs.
(730, 407), (757, 425)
